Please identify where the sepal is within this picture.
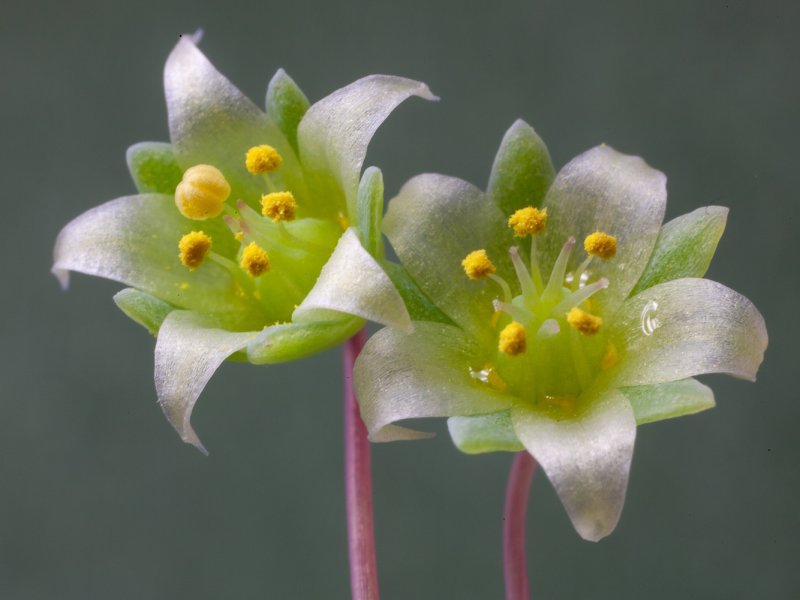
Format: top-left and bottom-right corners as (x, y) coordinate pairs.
(621, 378), (715, 425)
(266, 68), (310, 154)
(126, 142), (183, 194)
(448, 410), (524, 454)
(246, 316), (363, 364)
(113, 288), (174, 336)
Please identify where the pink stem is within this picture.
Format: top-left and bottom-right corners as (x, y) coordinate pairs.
(343, 329), (380, 600)
(503, 452), (537, 600)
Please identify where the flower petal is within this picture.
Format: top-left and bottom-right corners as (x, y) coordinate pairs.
(246, 316), (363, 365)
(608, 278), (767, 386)
(511, 389), (636, 541)
(52, 194), (263, 329)
(540, 145), (667, 314)
(631, 206), (728, 294)
(113, 288), (175, 336)
(487, 119), (555, 216)
(383, 174), (514, 344)
(621, 378), (715, 425)
(354, 322), (511, 441)
(265, 68), (310, 154)
(126, 142), (184, 194)
(293, 228), (412, 332)
(164, 37), (309, 212)
(297, 74), (436, 217)
(155, 311), (259, 453)
(447, 410), (524, 454)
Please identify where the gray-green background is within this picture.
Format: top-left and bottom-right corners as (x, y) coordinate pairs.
(2, 0), (796, 597)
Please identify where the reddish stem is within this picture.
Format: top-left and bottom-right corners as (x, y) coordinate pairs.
(343, 329), (380, 600)
(503, 452), (537, 600)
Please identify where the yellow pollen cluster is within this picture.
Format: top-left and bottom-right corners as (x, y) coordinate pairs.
(566, 307), (603, 335)
(498, 322), (527, 356)
(178, 231), (212, 270)
(584, 231), (617, 259)
(241, 242), (270, 277)
(462, 249), (496, 280)
(261, 191), (297, 222)
(245, 145), (283, 174)
(174, 165), (231, 220)
(508, 206), (547, 237)
(336, 212), (350, 231)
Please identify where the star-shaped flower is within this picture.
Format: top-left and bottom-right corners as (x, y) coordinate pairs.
(354, 120), (767, 541)
(53, 33), (434, 452)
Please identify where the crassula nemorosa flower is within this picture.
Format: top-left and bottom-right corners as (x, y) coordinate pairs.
(354, 120), (767, 541)
(53, 33), (434, 452)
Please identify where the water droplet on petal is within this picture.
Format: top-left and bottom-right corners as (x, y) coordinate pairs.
(640, 300), (662, 336)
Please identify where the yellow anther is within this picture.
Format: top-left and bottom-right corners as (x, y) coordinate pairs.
(508, 206), (547, 237)
(566, 307), (603, 335)
(336, 212), (350, 231)
(245, 145), (283, 174)
(498, 322), (527, 356)
(584, 231), (617, 259)
(485, 365), (508, 392)
(234, 231), (244, 242)
(601, 342), (618, 370)
(240, 242), (271, 277)
(178, 231), (212, 270)
(462, 249), (496, 280)
(261, 191), (297, 222)
(174, 164), (230, 220)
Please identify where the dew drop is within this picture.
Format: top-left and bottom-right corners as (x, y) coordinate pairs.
(640, 300), (662, 336)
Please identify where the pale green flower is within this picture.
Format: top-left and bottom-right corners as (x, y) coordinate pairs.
(53, 33), (434, 452)
(354, 120), (767, 541)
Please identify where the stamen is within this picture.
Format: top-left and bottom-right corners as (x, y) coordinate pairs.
(240, 242), (271, 277)
(175, 164), (230, 220)
(542, 237), (575, 301)
(337, 212), (350, 231)
(488, 274), (512, 303)
(462, 249), (496, 280)
(601, 342), (619, 370)
(529, 237), (544, 293)
(509, 246), (538, 304)
(551, 278), (609, 315)
(498, 322), (527, 356)
(536, 318), (560, 339)
(566, 307), (602, 335)
(584, 231), (617, 259)
(508, 206), (547, 237)
(261, 191), (297, 222)
(245, 145), (283, 174)
(178, 231), (212, 270)
(492, 299), (532, 325)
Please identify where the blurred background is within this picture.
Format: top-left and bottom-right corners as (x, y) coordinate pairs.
(2, 0), (797, 597)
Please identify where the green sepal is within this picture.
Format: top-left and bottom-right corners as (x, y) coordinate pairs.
(487, 119), (555, 216)
(113, 287), (175, 336)
(266, 68), (310, 154)
(246, 316), (364, 364)
(356, 166), (384, 259)
(448, 410), (524, 454)
(621, 378), (716, 425)
(631, 206), (728, 295)
(126, 142), (183, 195)
(381, 261), (454, 325)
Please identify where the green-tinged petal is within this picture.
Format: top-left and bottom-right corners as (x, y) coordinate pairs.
(246, 316), (363, 364)
(113, 288), (175, 336)
(631, 206), (728, 295)
(298, 74), (436, 218)
(384, 174), (514, 344)
(126, 142), (183, 194)
(608, 278), (767, 387)
(511, 389), (636, 542)
(540, 145), (667, 314)
(356, 166), (384, 259)
(164, 37), (309, 212)
(381, 261), (454, 325)
(293, 228), (412, 332)
(155, 311), (259, 453)
(487, 119), (555, 216)
(354, 322), (511, 441)
(52, 194), (263, 329)
(448, 410), (524, 454)
(266, 68), (310, 154)
(621, 378), (715, 425)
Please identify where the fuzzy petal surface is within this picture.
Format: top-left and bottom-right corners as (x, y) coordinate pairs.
(609, 278), (767, 386)
(512, 389), (637, 541)
(354, 322), (511, 441)
(155, 311), (258, 452)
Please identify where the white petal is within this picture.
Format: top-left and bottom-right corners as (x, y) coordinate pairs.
(298, 75), (436, 216)
(383, 174), (514, 345)
(511, 389), (636, 541)
(354, 322), (511, 441)
(540, 145), (667, 314)
(293, 228), (411, 332)
(155, 311), (258, 453)
(608, 278), (768, 386)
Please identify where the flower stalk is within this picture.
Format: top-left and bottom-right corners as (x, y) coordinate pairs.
(344, 329), (380, 600)
(503, 452), (537, 600)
